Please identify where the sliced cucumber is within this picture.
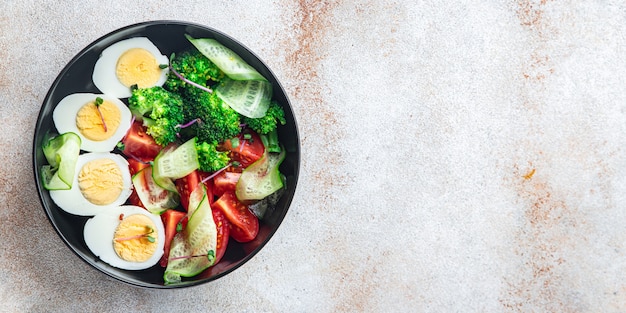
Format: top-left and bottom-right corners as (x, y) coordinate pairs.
(164, 184), (217, 284)
(132, 166), (180, 214)
(151, 146), (179, 192)
(215, 78), (272, 118)
(235, 146), (285, 201)
(41, 132), (81, 190)
(185, 35), (267, 81)
(249, 178), (286, 219)
(153, 138), (199, 180)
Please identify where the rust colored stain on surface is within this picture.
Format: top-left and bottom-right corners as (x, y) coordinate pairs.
(501, 2), (587, 309)
(500, 163), (583, 312)
(523, 51), (554, 83)
(279, 0), (345, 204)
(516, 0), (551, 27)
(0, 17), (8, 88)
(516, 0), (557, 112)
(330, 252), (380, 312)
(282, 0), (337, 98)
(278, 1), (380, 310)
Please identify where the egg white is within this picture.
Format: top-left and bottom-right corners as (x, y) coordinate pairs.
(53, 93), (132, 152)
(50, 153), (132, 216)
(92, 37), (169, 98)
(84, 205), (165, 270)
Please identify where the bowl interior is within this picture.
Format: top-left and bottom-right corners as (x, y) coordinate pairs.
(33, 21), (299, 288)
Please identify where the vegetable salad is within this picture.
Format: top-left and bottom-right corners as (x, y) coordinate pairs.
(40, 34), (287, 284)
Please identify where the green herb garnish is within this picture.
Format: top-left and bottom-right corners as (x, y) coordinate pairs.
(94, 97), (108, 132)
(115, 225), (156, 243)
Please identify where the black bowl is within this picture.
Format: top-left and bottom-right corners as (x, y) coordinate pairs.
(32, 21), (300, 288)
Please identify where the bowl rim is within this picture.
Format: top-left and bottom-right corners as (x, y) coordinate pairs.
(32, 20), (300, 288)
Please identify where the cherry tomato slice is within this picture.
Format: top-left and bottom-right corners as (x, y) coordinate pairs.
(212, 192), (259, 243)
(176, 170), (216, 212)
(212, 171), (241, 197)
(212, 208), (230, 264)
(127, 158), (150, 208)
(121, 121), (162, 162)
(159, 209), (186, 267)
(221, 130), (264, 168)
(175, 171), (201, 212)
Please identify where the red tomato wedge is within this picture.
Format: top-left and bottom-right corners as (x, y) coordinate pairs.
(221, 130), (264, 168)
(159, 209), (186, 267)
(212, 192), (259, 243)
(127, 158), (150, 208)
(212, 208), (230, 264)
(121, 121), (162, 162)
(176, 170), (215, 211)
(128, 158), (150, 175)
(175, 171), (201, 212)
(212, 171), (241, 197)
(198, 171), (215, 204)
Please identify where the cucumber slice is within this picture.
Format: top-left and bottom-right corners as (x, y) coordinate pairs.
(41, 132), (81, 190)
(151, 146), (179, 192)
(215, 78), (272, 118)
(152, 138), (199, 179)
(185, 35), (267, 81)
(235, 146), (285, 201)
(132, 166), (180, 214)
(164, 184), (217, 284)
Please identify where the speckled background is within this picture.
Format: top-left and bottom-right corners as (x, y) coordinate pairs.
(1, 0), (626, 312)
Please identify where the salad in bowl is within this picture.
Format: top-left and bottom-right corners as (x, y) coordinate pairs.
(33, 21), (299, 288)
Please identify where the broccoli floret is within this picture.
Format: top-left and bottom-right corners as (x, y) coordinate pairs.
(196, 141), (230, 172)
(241, 101), (286, 135)
(181, 91), (241, 144)
(165, 49), (224, 94)
(128, 86), (184, 146)
(260, 128), (281, 153)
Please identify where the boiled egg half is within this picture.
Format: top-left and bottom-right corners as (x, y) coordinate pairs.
(53, 93), (132, 152)
(93, 37), (169, 98)
(84, 205), (165, 270)
(50, 153), (132, 216)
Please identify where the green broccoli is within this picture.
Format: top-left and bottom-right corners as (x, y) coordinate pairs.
(128, 86), (185, 146)
(260, 128), (281, 153)
(181, 91), (241, 145)
(195, 141), (230, 172)
(165, 49), (224, 94)
(241, 101), (286, 135)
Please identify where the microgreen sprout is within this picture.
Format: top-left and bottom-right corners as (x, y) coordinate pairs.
(176, 118), (201, 129)
(238, 136), (246, 153)
(168, 249), (216, 263)
(94, 97), (107, 132)
(200, 162), (234, 184)
(115, 225), (156, 243)
(118, 115), (136, 145)
(116, 141), (125, 151)
(175, 118), (202, 138)
(122, 150), (151, 165)
(168, 54), (213, 94)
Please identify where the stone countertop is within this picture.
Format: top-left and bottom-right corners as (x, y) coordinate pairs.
(1, 1), (626, 312)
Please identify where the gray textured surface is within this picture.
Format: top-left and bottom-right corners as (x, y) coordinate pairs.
(2, 1), (626, 312)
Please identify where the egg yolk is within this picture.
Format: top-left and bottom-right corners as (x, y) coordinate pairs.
(78, 158), (124, 205)
(75, 99), (121, 141)
(113, 214), (159, 263)
(116, 48), (162, 88)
